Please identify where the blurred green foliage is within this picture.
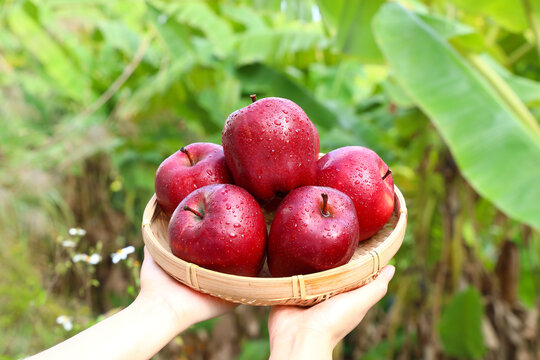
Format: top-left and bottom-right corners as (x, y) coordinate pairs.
(438, 287), (486, 359)
(1, 0), (540, 358)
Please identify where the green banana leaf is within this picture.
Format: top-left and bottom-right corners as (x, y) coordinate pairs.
(373, 3), (540, 229)
(316, 0), (384, 63)
(438, 287), (486, 358)
(448, 0), (528, 33)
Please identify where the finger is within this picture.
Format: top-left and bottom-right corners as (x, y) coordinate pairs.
(270, 305), (298, 315)
(345, 265), (396, 309)
(141, 246), (152, 269)
(141, 246), (165, 279)
(329, 265), (395, 310)
(309, 265), (395, 327)
(143, 246), (151, 261)
(142, 246), (161, 267)
(269, 305), (302, 322)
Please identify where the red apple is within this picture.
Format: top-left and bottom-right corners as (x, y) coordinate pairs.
(168, 184), (267, 276)
(155, 143), (233, 216)
(268, 186), (360, 277)
(316, 146), (394, 240)
(222, 95), (320, 200)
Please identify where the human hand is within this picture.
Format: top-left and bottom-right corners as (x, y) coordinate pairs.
(138, 247), (236, 327)
(268, 265), (395, 359)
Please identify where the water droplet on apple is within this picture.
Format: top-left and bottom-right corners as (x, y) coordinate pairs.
(282, 110), (288, 114)
(233, 223), (241, 228)
(226, 204), (231, 210)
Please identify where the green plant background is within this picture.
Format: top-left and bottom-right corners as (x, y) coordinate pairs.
(1, 0), (539, 358)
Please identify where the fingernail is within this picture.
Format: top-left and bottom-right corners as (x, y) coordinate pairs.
(381, 265), (395, 281)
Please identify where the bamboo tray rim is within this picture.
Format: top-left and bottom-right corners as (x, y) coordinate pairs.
(142, 184), (407, 284)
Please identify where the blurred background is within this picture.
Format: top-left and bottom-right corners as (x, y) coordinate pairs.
(2, 0), (540, 359)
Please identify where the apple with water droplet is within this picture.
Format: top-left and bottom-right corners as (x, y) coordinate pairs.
(155, 143), (233, 216)
(222, 95), (320, 200)
(267, 186), (360, 277)
(316, 146), (394, 240)
(168, 184), (267, 276)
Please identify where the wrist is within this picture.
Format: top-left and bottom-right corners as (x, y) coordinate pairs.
(269, 329), (333, 360)
(133, 293), (191, 333)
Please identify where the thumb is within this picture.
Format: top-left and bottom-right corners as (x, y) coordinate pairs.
(336, 265), (395, 309)
(312, 265), (395, 326)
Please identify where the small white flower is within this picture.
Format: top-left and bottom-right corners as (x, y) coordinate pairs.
(56, 315), (73, 331)
(61, 240), (77, 248)
(69, 227), (86, 237)
(72, 253), (89, 263)
(111, 246), (135, 264)
(88, 253), (101, 264)
(72, 253), (101, 265)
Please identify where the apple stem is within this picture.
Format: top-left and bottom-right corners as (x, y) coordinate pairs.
(250, 94), (257, 103)
(180, 147), (194, 166)
(183, 205), (203, 219)
(382, 168), (392, 180)
(321, 193), (330, 217)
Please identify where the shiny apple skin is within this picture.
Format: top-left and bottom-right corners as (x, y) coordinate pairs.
(168, 184), (267, 277)
(155, 143), (233, 216)
(222, 97), (320, 200)
(316, 146), (394, 241)
(268, 186), (360, 277)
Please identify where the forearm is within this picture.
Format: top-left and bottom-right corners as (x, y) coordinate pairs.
(31, 296), (189, 360)
(269, 331), (333, 360)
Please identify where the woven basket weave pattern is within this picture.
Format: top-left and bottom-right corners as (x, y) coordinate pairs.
(142, 185), (407, 306)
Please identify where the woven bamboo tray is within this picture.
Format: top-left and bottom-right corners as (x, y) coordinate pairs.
(142, 184), (407, 306)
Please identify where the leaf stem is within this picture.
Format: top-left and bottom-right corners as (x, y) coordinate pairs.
(467, 54), (540, 142)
